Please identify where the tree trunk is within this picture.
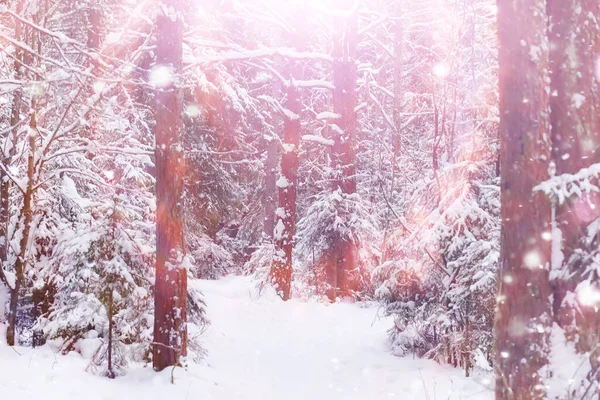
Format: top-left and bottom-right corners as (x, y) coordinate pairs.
(547, 0), (600, 351)
(495, 1), (553, 398)
(329, 1), (358, 300)
(0, 0), (23, 305)
(6, 7), (38, 345)
(153, 0), (187, 371)
(86, 6), (101, 50)
(107, 286), (115, 379)
(7, 108), (37, 347)
(392, 2), (403, 193)
(263, 135), (278, 241)
(269, 78), (300, 301)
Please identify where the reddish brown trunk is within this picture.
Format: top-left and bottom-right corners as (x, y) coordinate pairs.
(153, 0), (187, 371)
(270, 81), (300, 301)
(7, 109), (36, 347)
(391, 4), (403, 192)
(6, 7), (38, 345)
(547, 0), (600, 350)
(495, 1), (552, 398)
(86, 7), (101, 50)
(263, 77), (282, 242)
(263, 136), (278, 240)
(106, 287), (115, 379)
(328, 2), (358, 301)
(0, 0), (23, 304)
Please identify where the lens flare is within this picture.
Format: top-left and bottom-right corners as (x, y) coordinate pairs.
(149, 65), (174, 88)
(433, 63), (449, 78)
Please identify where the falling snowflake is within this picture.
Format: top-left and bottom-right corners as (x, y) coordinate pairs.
(432, 63), (449, 78)
(149, 65), (173, 88)
(523, 250), (542, 269)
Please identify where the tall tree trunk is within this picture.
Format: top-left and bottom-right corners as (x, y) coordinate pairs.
(547, 0), (600, 351)
(7, 108), (36, 347)
(329, 1), (358, 301)
(262, 71), (283, 242)
(263, 135), (278, 241)
(106, 286), (115, 379)
(6, 5), (37, 346)
(392, 1), (403, 193)
(495, 0), (553, 398)
(0, 0), (23, 304)
(86, 6), (101, 50)
(153, 0), (187, 371)
(270, 74), (300, 301)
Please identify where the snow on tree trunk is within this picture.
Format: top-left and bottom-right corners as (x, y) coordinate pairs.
(152, 0), (188, 371)
(6, 5), (40, 345)
(0, 0), (23, 326)
(547, 0), (600, 351)
(263, 134), (278, 241)
(8, 108), (36, 347)
(328, 1), (358, 301)
(495, 0), (553, 398)
(392, 0), (404, 193)
(270, 79), (300, 301)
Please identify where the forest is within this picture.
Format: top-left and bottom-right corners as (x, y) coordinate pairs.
(0, 0), (599, 399)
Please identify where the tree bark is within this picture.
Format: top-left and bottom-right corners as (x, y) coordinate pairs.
(107, 286), (115, 379)
(328, 0), (358, 301)
(269, 78), (300, 301)
(153, 0), (187, 371)
(547, 0), (600, 350)
(392, 1), (404, 193)
(495, 1), (553, 398)
(263, 135), (278, 240)
(6, 4), (36, 346)
(7, 108), (36, 347)
(0, 0), (23, 303)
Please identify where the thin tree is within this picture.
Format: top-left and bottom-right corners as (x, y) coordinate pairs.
(270, 62), (301, 301)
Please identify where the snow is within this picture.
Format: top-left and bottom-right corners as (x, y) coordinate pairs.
(282, 107), (299, 121)
(545, 324), (592, 399)
(571, 93), (586, 109)
(275, 175), (290, 188)
(0, 276), (492, 399)
(535, 162), (600, 205)
(329, 124), (344, 135)
(293, 80), (335, 89)
(302, 134), (334, 146)
(432, 63), (449, 78)
(282, 143), (296, 153)
(273, 219), (285, 240)
(3, 270), (15, 290)
(275, 207), (286, 219)
(523, 250), (543, 269)
(575, 280), (600, 306)
(550, 206), (564, 279)
(149, 65), (173, 88)
(529, 45), (542, 62)
(0, 282), (8, 320)
(316, 111), (341, 121)
(62, 175), (91, 208)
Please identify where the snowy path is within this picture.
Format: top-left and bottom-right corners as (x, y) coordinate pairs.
(1, 276), (493, 399)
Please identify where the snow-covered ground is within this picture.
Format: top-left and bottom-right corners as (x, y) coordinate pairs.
(1, 276), (493, 399)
